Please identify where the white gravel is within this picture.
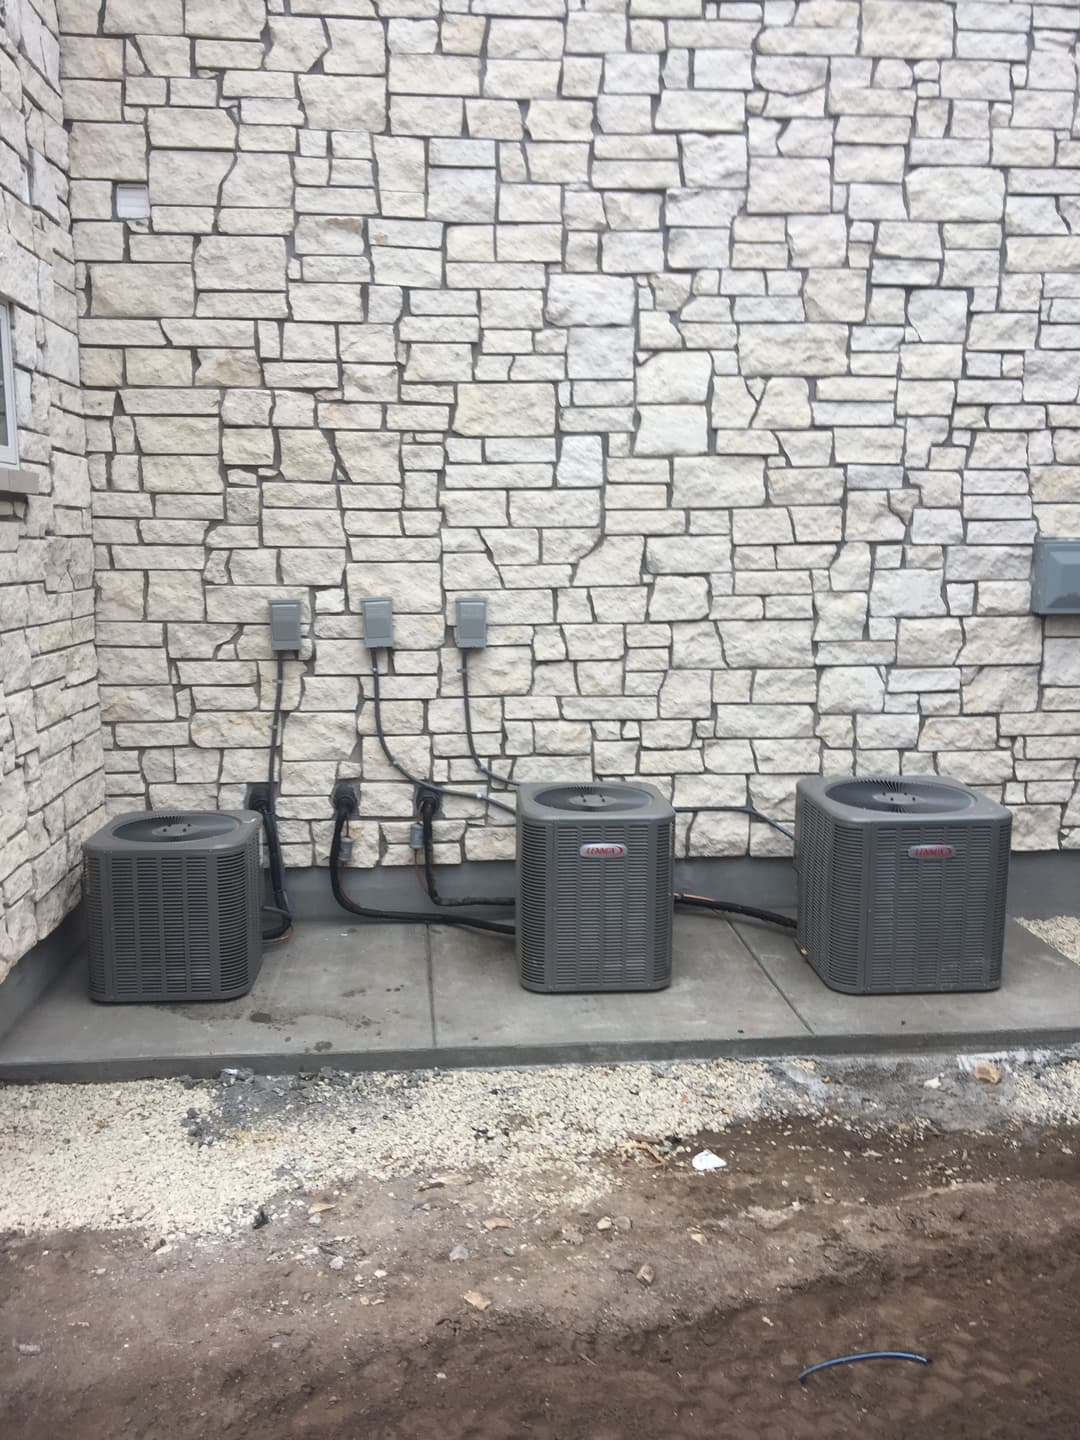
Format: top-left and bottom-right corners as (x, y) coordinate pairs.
(6, 1051), (1080, 1243)
(1017, 915), (1080, 966)
(0, 1060), (777, 1240)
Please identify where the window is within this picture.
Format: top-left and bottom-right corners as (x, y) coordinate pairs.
(0, 303), (18, 469)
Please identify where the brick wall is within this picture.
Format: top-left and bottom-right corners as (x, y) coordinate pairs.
(0, 0), (105, 981)
(60, 0), (1080, 878)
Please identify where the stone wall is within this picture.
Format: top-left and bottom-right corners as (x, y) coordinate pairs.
(62, 0), (1080, 873)
(0, 0), (105, 980)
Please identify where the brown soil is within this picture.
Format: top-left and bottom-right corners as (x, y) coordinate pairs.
(4, 1118), (1080, 1439)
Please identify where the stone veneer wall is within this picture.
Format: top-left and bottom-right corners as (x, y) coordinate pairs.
(1, 0), (105, 980)
(58, 0), (1080, 877)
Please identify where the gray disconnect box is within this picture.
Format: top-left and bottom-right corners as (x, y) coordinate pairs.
(269, 599), (303, 652)
(1033, 540), (1080, 615)
(455, 596), (488, 648)
(362, 596), (394, 649)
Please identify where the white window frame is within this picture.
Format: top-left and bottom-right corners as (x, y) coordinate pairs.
(0, 302), (19, 469)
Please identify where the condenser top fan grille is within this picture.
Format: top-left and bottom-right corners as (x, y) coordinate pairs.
(110, 813), (244, 844)
(532, 783), (654, 814)
(823, 777), (976, 815)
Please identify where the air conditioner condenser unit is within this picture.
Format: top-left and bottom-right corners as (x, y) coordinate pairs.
(84, 810), (263, 1003)
(516, 781), (674, 993)
(795, 776), (1011, 995)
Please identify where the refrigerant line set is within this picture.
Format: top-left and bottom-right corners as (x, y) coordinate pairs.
(254, 595), (796, 948)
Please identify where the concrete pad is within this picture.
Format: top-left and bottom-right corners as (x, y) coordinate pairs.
(0, 923), (433, 1081)
(735, 918), (1080, 1051)
(2, 911), (1080, 1082)
(430, 912), (810, 1063)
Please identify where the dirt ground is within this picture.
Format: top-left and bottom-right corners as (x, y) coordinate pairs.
(5, 1093), (1080, 1439)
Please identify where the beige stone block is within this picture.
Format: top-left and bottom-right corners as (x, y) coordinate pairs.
(267, 17), (329, 71)
(194, 236), (287, 291)
(221, 152), (294, 207)
(185, 0), (266, 38)
(91, 263), (194, 317)
(103, 0), (184, 32)
(134, 415), (220, 453)
(454, 382), (555, 437)
(69, 122), (146, 179)
(739, 324), (848, 377)
(100, 686), (178, 721)
(62, 35), (125, 79)
(861, 1), (954, 58)
(148, 149), (233, 204)
(324, 19), (386, 74)
(148, 107), (237, 150)
(299, 75), (386, 131)
(62, 80), (124, 122)
(264, 508), (346, 547)
(347, 561), (442, 612)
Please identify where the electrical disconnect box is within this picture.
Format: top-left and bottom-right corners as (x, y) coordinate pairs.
(1032, 539), (1080, 615)
(269, 599), (303, 652)
(362, 596), (394, 649)
(455, 596), (488, 649)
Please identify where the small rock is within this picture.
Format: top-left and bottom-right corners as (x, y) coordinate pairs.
(973, 1062), (1002, 1086)
(16, 1344), (42, 1356)
(463, 1290), (492, 1311)
(482, 1216), (512, 1231)
(253, 1207), (270, 1230)
(636, 1263), (655, 1287)
(612, 1216), (633, 1233)
(596, 1216), (613, 1232)
(328, 1256), (345, 1271)
(923, 1077), (942, 1090)
(448, 1245), (470, 1263)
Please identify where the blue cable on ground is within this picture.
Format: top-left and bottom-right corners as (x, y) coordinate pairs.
(799, 1351), (931, 1384)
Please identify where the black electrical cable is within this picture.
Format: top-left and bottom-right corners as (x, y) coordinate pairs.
(674, 804), (795, 842)
(368, 658), (516, 817)
(258, 653), (293, 942)
(268, 653), (285, 793)
(674, 893), (797, 931)
(329, 807), (516, 937)
(416, 793), (515, 908)
(460, 648), (517, 789)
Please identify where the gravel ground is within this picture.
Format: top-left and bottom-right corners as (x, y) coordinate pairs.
(1017, 913), (1080, 965)
(0, 1059), (778, 1238)
(5, 1050), (1080, 1243)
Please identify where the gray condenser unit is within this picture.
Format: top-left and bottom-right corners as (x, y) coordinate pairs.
(516, 781), (674, 993)
(84, 811), (263, 1003)
(795, 776), (1011, 995)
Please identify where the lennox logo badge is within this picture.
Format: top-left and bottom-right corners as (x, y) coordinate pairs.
(908, 844), (956, 860)
(580, 842), (627, 859)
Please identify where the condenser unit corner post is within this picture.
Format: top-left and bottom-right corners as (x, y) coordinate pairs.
(795, 775), (1011, 995)
(516, 782), (674, 993)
